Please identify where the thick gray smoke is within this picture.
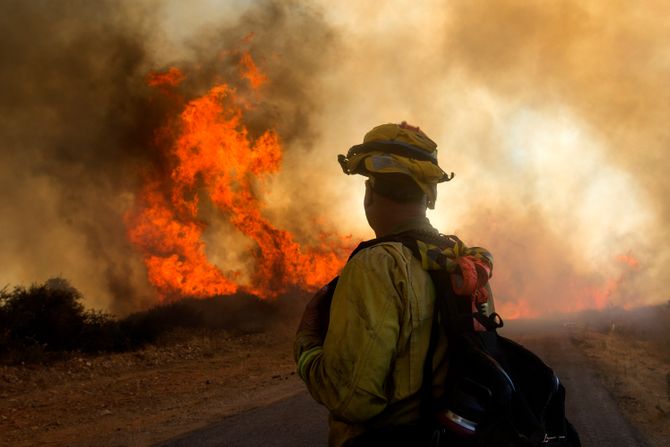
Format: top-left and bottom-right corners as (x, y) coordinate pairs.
(1, 0), (667, 318)
(304, 0), (669, 316)
(437, 0), (670, 313)
(0, 0), (338, 313)
(0, 0), (161, 313)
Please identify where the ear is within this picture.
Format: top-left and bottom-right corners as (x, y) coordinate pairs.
(364, 180), (374, 207)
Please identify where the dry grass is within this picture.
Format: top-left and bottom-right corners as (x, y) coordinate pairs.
(571, 302), (670, 447)
(0, 328), (301, 447)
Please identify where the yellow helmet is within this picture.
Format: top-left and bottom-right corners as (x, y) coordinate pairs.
(338, 122), (453, 209)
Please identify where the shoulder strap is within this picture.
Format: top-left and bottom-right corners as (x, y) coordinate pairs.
(347, 230), (422, 261)
(348, 230), (498, 335)
(420, 269), (455, 421)
(346, 231), (503, 410)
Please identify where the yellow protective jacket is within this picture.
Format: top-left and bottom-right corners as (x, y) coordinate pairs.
(295, 217), (449, 447)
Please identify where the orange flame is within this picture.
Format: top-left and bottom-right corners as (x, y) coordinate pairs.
(127, 55), (351, 301)
(586, 277), (620, 309)
(147, 67), (186, 88)
(616, 253), (640, 269)
(494, 251), (643, 319)
(239, 51), (268, 89)
(496, 298), (537, 320)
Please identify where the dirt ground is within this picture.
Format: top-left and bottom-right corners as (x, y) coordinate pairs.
(571, 327), (670, 447)
(0, 328), (302, 447)
(3, 322), (669, 447)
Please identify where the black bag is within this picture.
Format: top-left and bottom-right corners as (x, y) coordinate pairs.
(427, 331), (581, 446)
(348, 231), (581, 447)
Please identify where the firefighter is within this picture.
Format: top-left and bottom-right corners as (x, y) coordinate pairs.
(294, 122), (458, 446)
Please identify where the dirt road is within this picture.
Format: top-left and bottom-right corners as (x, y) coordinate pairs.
(157, 329), (650, 447)
(520, 332), (649, 447)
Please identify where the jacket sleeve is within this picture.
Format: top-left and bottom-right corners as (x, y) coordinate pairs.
(296, 244), (407, 423)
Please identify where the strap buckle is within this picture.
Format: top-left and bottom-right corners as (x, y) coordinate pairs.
(542, 434), (567, 443)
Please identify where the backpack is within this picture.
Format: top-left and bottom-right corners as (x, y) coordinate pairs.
(346, 230), (581, 447)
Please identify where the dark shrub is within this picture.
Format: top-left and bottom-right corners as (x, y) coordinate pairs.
(117, 299), (205, 348)
(0, 278), (86, 351)
(79, 309), (121, 352)
(0, 277), (292, 364)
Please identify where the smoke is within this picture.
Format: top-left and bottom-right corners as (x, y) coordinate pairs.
(0, 0), (339, 313)
(0, 0), (162, 313)
(1, 0), (667, 316)
(301, 0), (669, 315)
(436, 0), (670, 311)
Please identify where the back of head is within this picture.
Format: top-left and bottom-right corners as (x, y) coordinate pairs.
(368, 172), (427, 206)
(338, 121), (453, 209)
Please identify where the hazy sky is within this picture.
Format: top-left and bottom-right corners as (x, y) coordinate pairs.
(1, 0), (667, 316)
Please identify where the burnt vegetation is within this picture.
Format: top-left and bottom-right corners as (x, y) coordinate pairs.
(0, 277), (295, 365)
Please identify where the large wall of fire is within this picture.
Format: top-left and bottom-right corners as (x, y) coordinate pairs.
(1, 0), (667, 318)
